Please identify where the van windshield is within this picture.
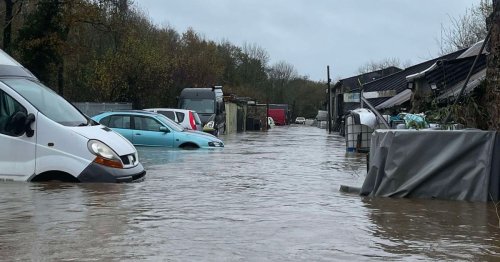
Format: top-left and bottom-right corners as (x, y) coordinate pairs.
(180, 99), (214, 114)
(2, 78), (88, 126)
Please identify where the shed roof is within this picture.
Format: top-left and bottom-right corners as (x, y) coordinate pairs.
(362, 48), (465, 107)
(336, 66), (402, 92)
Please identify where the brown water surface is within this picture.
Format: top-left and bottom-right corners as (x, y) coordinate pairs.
(0, 125), (499, 261)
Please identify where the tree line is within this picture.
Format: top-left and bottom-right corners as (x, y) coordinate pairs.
(0, 0), (326, 118)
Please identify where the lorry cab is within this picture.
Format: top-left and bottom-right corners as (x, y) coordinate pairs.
(0, 49), (145, 182)
(178, 86), (225, 136)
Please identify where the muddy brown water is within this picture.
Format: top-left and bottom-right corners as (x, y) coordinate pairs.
(1, 125), (499, 261)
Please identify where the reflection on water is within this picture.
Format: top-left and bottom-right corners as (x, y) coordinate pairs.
(0, 125), (499, 261)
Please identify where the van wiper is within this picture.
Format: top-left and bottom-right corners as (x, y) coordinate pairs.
(77, 122), (88, 126)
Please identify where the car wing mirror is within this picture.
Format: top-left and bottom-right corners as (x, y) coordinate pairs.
(159, 126), (169, 133)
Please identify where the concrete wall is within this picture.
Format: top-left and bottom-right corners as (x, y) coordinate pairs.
(225, 102), (238, 134)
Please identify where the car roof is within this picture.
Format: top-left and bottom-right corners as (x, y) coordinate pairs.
(145, 108), (197, 114)
(98, 110), (160, 116)
(93, 109), (186, 128)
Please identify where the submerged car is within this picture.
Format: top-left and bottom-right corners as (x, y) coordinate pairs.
(295, 117), (306, 124)
(143, 108), (202, 131)
(92, 110), (224, 149)
(267, 117), (275, 128)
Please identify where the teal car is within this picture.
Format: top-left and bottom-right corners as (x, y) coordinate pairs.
(91, 110), (224, 149)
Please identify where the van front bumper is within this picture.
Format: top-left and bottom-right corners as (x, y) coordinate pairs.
(78, 162), (146, 183)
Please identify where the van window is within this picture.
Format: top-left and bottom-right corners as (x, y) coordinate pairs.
(0, 89), (27, 136)
(2, 79), (87, 126)
(158, 110), (176, 121)
(175, 112), (185, 122)
(156, 114), (184, 132)
(180, 99), (214, 114)
(193, 112), (202, 125)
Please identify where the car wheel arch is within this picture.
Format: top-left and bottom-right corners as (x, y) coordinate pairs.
(30, 171), (80, 182)
(179, 142), (199, 149)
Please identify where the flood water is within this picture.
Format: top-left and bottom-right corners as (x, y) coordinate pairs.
(1, 125), (500, 261)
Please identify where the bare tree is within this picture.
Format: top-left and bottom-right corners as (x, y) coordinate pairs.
(242, 42), (269, 66)
(268, 60), (298, 103)
(439, 0), (493, 54)
(357, 57), (408, 74)
(268, 60), (298, 84)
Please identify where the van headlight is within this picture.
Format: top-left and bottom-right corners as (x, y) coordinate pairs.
(87, 140), (123, 168)
(203, 121), (215, 131)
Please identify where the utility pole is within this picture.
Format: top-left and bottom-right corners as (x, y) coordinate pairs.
(327, 66), (332, 134)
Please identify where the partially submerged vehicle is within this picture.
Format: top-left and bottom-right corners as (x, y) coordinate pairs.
(178, 86), (226, 136)
(144, 108), (203, 131)
(92, 110), (224, 149)
(295, 116), (306, 124)
(0, 49), (145, 182)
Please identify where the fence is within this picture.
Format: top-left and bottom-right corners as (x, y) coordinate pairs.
(72, 102), (132, 117)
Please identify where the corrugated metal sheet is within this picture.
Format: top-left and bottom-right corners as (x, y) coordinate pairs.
(362, 49), (466, 107)
(437, 69), (486, 101)
(375, 89), (412, 109)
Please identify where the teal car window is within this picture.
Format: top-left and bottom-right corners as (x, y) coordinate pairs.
(134, 116), (163, 132)
(158, 110), (175, 121)
(108, 115), (131, 129)
(156, 114), (184, 132)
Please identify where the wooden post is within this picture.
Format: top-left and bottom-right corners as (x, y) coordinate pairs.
(327, 66), (332, 134)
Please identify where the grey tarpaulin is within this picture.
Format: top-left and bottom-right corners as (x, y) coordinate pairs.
(360, 129), (500, 202)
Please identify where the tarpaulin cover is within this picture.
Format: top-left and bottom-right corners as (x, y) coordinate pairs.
(360, 129), (500, 202)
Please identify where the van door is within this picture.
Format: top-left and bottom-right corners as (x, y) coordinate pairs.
(0, 89), (36, 181)
(132, 116), (173, 147)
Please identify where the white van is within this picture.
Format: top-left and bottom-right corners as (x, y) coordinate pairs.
(0, 49), (145, 182)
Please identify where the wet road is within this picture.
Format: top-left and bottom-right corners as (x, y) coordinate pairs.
(1, 125), (500, 261)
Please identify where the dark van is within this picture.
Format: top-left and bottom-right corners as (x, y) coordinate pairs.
(178, 86), (225, 136)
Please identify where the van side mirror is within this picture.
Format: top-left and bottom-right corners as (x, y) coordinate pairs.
(25, 113), (35, 137)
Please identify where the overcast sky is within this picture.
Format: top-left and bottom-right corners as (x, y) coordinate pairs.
(136, 0), (479, 82)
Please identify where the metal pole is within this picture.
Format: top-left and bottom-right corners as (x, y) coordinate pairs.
(358, 78), (364, 108)
(327, 66), (332, 134)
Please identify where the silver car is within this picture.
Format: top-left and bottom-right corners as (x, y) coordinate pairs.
(295, 117), (306, 124)
(144, 108), (203, 131)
